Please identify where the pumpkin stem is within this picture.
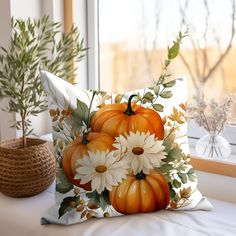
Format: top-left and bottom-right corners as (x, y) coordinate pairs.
(81, 132), (89, 145)
(136, 171), (146, 180)
(124, 95), (137, 116)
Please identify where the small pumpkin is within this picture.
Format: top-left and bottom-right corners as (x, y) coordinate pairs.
(91, 95), (164, 140)
(109, 170), (170, 214)
(62, 132), (114, 190)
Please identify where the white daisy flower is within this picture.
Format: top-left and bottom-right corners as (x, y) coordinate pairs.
(74, 150), (129, 194)
(113, 131), (166, 174)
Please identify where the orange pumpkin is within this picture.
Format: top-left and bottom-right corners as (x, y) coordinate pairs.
(91, 95), (164, 140)
(109, 170), (170, 214)
(62, 132), (114, 190)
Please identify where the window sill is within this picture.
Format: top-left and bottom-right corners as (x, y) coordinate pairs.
(189, 156), (236, 178)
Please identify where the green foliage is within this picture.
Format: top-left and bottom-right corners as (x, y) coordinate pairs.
(136, 30), (188, 111)
(58, 195), (80, 218)
(86, 190), (110, 211)
(0, 16), (86, 147)
(56, 168), (74, 194)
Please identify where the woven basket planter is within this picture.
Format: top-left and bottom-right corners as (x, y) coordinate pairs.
(0, 138), (55, 197)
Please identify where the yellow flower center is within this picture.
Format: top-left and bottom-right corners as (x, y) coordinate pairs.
(95, 165), (107, 173)
(132, 147), (144, 155)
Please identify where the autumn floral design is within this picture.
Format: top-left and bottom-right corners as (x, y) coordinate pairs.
(49, 84), (197, 220)
(42, 31), (201, 223)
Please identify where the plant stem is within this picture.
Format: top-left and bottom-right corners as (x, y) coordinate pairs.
(21, 114), (27, 148)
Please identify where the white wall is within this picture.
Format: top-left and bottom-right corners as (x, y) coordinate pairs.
(0, 0), (17, 140)
(196, 170), (236, 204)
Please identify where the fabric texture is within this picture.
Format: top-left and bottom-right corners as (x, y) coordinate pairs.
(40, 71), (212, 225)
(3, 181), (235, 236)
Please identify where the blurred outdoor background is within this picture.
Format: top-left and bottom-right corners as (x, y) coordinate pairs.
(98, 0), (236, 122)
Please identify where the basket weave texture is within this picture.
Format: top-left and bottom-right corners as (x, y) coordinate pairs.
(0, 138), (55, 197)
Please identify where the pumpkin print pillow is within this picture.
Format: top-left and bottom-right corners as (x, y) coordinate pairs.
(40, 71), (212, 225)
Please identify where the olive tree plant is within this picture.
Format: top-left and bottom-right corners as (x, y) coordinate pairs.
(0, 16), (86, 148)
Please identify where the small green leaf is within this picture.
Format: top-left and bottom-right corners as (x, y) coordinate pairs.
(152, 104), (164, 112)
(173, 179), (181, 188)
(142, 92), (155, 104)
(154, 85), (160, 95)
(187, 168), (195, 175)
(160, 91), (172, 98)
(178, 173), (188, 184)
(58, 196), (75, 218)
(158, 164), (173, 173)
(161, 156), (176, 163)
(163, 80), (176, 88)
(86, 190), (110, 211)
(168, 182), (176, 199)
(168, 42), (179, 60)
(188, 174), (197, 182)
(168, 147), (182, 160)
(163, 139), (172, 153)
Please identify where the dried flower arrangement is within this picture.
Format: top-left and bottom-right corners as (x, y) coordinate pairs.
(188, 90), (234, 159)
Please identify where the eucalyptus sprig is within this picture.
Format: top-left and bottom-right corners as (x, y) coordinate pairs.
(136, 30), (188, 112)
(0, 16), (86, 147)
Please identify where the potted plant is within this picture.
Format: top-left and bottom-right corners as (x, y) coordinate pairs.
(0, 16), (86, 197)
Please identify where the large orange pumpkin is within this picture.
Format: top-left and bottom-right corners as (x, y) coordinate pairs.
(109, 170), (170, 214)
(62, 132), (114, 190)
(91, 95), (164, 140)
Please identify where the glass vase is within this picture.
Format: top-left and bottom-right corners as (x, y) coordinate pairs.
(195, 133), (231, 160)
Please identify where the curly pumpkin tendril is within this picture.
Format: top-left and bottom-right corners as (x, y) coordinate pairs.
(124, 95), (137, 116)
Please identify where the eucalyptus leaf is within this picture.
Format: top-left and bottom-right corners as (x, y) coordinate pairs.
(163, 80), (176, 88)
(152, 104), (164, 112)
(160, 91), (173, 99)
(168, 147), (182, 160)
(173, 179), (182, 188)
(168, 42), (179, 60)
(178, 173), (188, 184)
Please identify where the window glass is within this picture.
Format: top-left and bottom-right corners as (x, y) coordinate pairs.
(98, 0), (236, 122)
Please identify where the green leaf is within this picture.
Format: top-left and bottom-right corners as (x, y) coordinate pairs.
(58, 196), (75, 218)
(168, 42), (179, 60)
(168, 147), (182, 160)
(163, 139), (172, 153)
(168, 182), (176, 199)
(160, 91), (172, 99)
(161, 156), (176, 163)
(153, 85), (160, 95)
(188, 174), (197, 182)
(178, 173), (188, 184)
(173, 179), (181, 188)
(86, 190), (110, 211)
(187, 168), (195, 175)
(152, 104), (164, 112)
(76, 99), (89, 116)
(56, 168), (73, 194)
(142, 92), (155, 104)
(158, 164), (173, 173)
(163, 80), (176, 88)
